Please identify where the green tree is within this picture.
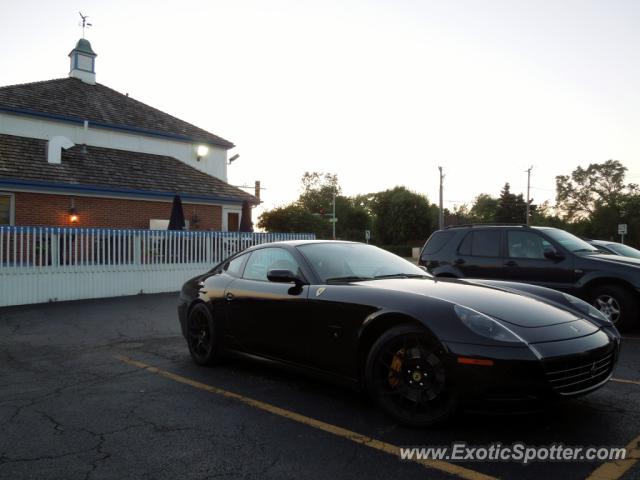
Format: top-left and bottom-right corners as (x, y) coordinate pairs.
(257, 204), (326, 234)
(258, 172), (371, 239)
(495, 183), (529, 224)
(370, 186), (435, 245)
(555, 160), (639, 244)
(555, 160), (637, 219)
(444, 204), (472, 226)
(469, 194), (498, 223)
(529, 201), (567, 228)
(335, 196), (372, 241)
(298, 171), (340, 214)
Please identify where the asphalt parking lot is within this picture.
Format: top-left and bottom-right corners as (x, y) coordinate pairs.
(1, 293), (639, 480)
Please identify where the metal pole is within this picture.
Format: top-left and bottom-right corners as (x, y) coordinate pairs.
(332, 190), (336, 240)
(526, 166), (533, 225)
(438, 167), (444, 230)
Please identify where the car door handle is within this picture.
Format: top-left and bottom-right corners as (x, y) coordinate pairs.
(328, 325), (343, 339)
(454, 258), (465, 265)
(225, 292), (235, 301)
(504, 260), (517, 267)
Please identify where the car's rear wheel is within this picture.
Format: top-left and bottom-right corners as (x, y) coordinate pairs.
(589, 285), (638, 332)
(186, 303), (221, 366)
(365, 324), (456, 427)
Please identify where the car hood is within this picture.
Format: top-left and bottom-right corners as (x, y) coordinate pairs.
(360, 278), (580, 327)
(581, 253), (640, 268)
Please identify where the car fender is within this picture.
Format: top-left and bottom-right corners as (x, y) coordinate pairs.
(354, 289), (490, 349)
(575, 270), (640, 293)
(429, 264), (462, 278)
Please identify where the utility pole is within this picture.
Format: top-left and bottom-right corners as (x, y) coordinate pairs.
(438, 166), (444, 230)
(332, 189), (336, 240)
(254, 180), (261, 203)
(526, 166), (533, 225)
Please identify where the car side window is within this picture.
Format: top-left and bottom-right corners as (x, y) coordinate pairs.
(223, 254), (247, 277)
(458, 233), (472, 256)
(422, 231), (456, 255)
(243, 248), (301, 282)
(507, 231), (548, 259)
(458, 230), (501, 257)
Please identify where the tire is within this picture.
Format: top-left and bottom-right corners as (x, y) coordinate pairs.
(186, 303), (222, 366)
(364, 324), (457, 427)
(589, 284), (639, 332)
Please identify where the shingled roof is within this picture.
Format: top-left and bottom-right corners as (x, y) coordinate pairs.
(0, 78), (234, 148)
(0, 134), (256, 204)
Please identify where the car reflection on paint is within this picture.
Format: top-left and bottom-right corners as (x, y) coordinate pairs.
(178, 241), (621, 427)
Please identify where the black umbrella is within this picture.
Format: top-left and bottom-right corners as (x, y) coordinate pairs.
(168, 194), (186, 230)
(239, 200), (254, 232)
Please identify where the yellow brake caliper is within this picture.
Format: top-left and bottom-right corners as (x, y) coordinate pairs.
(388, 348), (405, 387)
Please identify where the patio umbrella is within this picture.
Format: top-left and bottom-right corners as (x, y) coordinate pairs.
(168, 194), (186, 230)
(239, 200), (254, 232)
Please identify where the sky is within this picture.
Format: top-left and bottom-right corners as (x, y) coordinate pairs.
(1, 0), (640, 218)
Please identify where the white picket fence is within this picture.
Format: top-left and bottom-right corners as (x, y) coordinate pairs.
(0, 226), (315, 307)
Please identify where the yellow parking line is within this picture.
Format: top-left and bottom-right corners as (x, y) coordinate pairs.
(115, 355), (496, 480)
(585, 435), (640, 480)
(611, 378), (640, 386)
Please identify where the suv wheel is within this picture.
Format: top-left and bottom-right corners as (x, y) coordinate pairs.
(589, 285), (638, 332)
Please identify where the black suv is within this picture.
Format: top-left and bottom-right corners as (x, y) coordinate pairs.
(419, 225), (640, 330)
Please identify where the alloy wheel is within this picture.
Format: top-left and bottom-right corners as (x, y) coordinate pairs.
(187, 308), (213, 360)
(372, 332), (451, 424)
(593, 295), (621, 324)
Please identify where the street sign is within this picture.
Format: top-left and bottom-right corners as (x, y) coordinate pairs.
(365, 230), (371, 240)
(329, 218), (338, 223)
(618, 224), (628, 235)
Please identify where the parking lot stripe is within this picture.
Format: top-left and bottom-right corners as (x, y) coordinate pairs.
(116, 355), (497, 480)
(585, 435), (640, 480)
(611, 378), (640, 386)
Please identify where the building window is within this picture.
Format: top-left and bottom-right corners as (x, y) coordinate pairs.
(0, 193), (14, 225)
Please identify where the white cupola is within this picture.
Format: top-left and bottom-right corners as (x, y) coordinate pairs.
(68, 38), (97, 85)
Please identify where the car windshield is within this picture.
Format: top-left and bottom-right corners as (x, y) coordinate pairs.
(297, 243), (429, 283)
(607, 243), (640, 259)
(543, 229), (599, 253)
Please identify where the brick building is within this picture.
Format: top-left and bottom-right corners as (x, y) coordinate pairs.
(0, 38), (257, 230)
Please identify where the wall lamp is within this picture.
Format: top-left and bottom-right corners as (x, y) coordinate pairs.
(228, 153), (239, 165)
(196, 145), (209, 161)
(69, 198), (79, 224)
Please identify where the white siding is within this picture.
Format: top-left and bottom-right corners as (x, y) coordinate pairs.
(0, 112), (229, 181)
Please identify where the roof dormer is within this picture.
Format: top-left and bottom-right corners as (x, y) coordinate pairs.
(68, 38), (97, 85)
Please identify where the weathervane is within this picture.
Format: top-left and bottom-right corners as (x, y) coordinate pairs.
(78, 12), (92, 38)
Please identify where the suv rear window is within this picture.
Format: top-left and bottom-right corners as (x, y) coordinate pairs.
(422, 231), (456, 256)
(458, 230), (501, 257)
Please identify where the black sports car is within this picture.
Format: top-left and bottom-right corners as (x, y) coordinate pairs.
(178, 240), (621, 426)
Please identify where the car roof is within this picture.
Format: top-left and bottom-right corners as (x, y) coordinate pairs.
(242, 239), (359, 252)
(443, 224), (557, 231)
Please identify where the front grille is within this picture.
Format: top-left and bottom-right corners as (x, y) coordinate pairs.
(545, 350), (615, 395)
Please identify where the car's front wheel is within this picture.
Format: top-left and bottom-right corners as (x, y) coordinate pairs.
(186, 303), (221, 366)
(589, 284), (638, 332)
(365, 324), (457, 427)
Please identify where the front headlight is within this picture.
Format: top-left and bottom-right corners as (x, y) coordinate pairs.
(454, 305), (523, 343)
(562, 293), (612, 325)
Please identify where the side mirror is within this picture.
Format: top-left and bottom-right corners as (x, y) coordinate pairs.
(544, 247), (564, 261)
(267, 269), (304, 286)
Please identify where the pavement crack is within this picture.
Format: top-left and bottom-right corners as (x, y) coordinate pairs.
(36, 410), (66, 435)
